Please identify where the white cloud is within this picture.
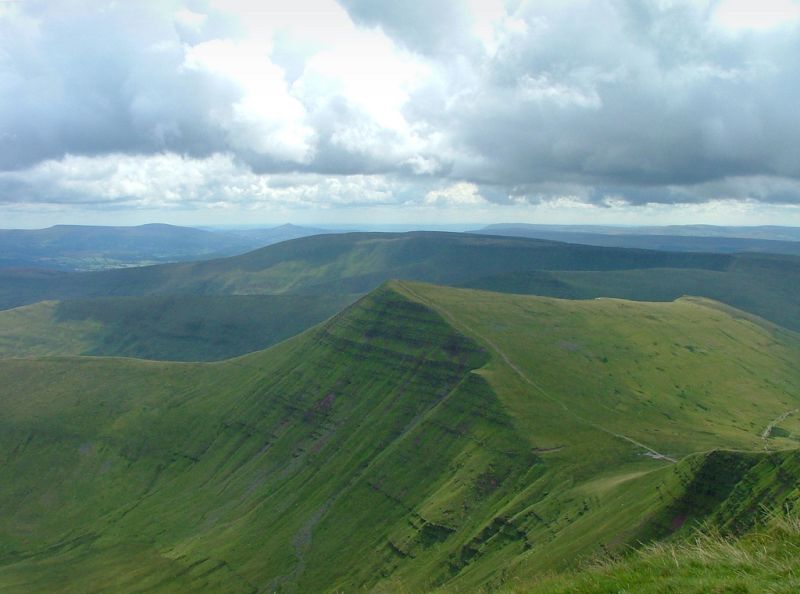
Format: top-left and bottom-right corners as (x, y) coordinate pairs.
(301, 28), (428, 131)
(0, 152), (408, 210)
(174, 8), (207, 33)
(424, 182), (488, 206)
(183, 39), (315, 163)
(713, 0), (800, 33)
(464, 0), (507, 55)
(405, 155), (443, 175)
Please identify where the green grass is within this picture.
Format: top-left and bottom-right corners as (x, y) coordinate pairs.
(0, 301), (100, 356)
(504, 509), (800, 594)
(1, 281), (799, 592)
(461, 261), (800, 333)
(0, 294), (356, 361)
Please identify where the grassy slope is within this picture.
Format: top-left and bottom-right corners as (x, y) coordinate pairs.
(0, 301), (100, 357)
(402, 283), (800, 456)
(513, 504), (800, 594)
(462, 253), (800, 333)
(396, 284), (800, 588)
(0, 294), (356, 361)
(1, 283), (800, 592)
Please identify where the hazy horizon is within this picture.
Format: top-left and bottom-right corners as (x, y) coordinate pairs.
(4, 220), (800, 232)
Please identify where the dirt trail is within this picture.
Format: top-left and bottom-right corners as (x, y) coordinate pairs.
(761, 409), (799, 449)
(398, 282), (677, 464)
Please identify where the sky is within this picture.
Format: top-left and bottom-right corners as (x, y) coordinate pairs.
(2, 0), (800, 228)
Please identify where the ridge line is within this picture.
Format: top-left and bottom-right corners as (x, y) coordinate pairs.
(396, 282), (677, 464)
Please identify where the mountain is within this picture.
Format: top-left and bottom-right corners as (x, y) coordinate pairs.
(459, 251), (800, 334)
(0, 224), (249, 270)
(1, 231), (799, 336)
(0, 223), (333, 271)
(0, 231), (734, 306)
(474, 224), (800, 256)
(1, 282), (799, 592)
(222, 223), (335, 245)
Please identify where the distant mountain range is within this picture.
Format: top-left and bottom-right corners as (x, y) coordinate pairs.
(0, 223), (332, 271)
(4, 222), (800, 272)
(480, 223), (800, 241)
(476, 223), (800, 255)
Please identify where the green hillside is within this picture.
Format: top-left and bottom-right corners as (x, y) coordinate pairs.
(0, 232), (731, 309)
(462, 254), (800, 334)
(2, 231), (800, 365)
(1, 282), (799, 592)
(0, 294), (355, 361)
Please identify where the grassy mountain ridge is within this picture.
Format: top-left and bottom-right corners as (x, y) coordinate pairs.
(0, 232), (735, 309)
(1, 282), (799, 591)
(0, 284), (510, 592)
(461, 253), (800, 333)
(0, 231), (798, 367)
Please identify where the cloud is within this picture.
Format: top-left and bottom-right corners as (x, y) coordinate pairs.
(1, 0), (800, 220)
(182, 38), (316, 163)
(713, 0), (800, 33)
(338, 0), (800, 198)
(0, 152), (417, 210)
(336, 0), (475, 57)
(0, 1), (239, 169)
(424, 182), (488, 207)
(0, 0), (436, 175)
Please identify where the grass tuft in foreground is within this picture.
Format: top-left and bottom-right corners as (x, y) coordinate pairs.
(505, 509), (800, 594)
